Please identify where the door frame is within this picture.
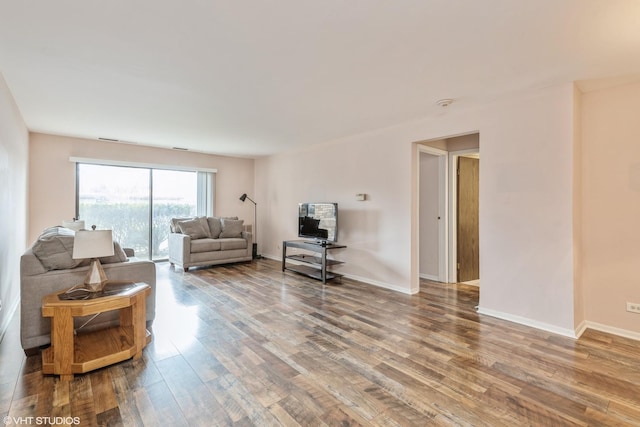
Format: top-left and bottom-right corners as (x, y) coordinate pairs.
(448, 149), (480, 283)
(417, 145), (449, 283)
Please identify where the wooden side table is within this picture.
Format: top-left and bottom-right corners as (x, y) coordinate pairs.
(41, 282), (151, 381)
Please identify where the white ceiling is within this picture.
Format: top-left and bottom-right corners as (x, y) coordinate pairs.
(1, 1), (640, 158)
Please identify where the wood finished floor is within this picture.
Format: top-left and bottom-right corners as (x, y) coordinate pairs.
(2, 259), (640, 426)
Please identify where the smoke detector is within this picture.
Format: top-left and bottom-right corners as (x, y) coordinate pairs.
(436, 98), (453, 107)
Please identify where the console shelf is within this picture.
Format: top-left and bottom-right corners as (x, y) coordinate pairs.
(282, 240), (346, 283)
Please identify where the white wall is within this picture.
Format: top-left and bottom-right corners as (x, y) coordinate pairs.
(29, 133), (255, 244)
(256, 83), (579, 335)
(581, 80), (640, 337)
(477, 86), (577, 336)
(0, 73), (28, 337)
(256, 131), (414, 292)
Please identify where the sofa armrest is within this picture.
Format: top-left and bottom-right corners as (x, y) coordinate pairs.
(241, 231), (253, 247)
(169, 232), (191, 265)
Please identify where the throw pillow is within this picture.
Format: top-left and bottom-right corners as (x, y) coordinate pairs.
(197, 216), (212, 238)
(170, 217), (191, 233)
(207, 217), (222, 238)
(32, 227), (85, 270)
(177, 218), (209, 239)
(219, 218), (244, 238)
(99, 242), (129, 264)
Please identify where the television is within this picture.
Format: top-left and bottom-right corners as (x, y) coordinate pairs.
(298, 202), (338, 243)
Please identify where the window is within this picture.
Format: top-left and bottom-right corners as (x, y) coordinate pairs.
(76, 162), (214, 260)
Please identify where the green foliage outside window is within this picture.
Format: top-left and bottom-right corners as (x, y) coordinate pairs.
(79, 202), (195, 259)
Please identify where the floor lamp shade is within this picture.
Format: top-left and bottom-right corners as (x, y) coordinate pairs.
(72, 230), (114, 292)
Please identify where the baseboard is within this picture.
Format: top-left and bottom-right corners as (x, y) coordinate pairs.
(583, 321), (640, 342)
(574, 320), (588, 338)
(419, 273), (439, 281)
(267, 253), (417, 294)
(261, 254), (280, 262)
(476, 306), (578, 338)
(343, 273), (418, 295)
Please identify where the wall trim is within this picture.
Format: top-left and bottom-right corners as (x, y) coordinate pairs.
(344, 273), (417, 295)
(419, 273), (439, 281)
(477, 306), (578, 338)
(265, 253), (417, 295)
(574, 320), (588, 338)
(583, 321), (640, 342)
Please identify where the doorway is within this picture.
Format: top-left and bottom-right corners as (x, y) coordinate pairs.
(416, 134), (479, 288)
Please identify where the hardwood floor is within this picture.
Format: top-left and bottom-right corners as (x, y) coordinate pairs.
(2, 259), (640, 426)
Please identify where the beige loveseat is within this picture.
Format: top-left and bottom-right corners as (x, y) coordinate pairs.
(20, 226), (156, 353)
(168, 216), (252, 271)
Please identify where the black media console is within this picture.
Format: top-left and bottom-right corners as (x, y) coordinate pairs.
(282, 240), (346, 283)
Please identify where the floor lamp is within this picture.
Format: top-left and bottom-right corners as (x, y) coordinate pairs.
(239, 193), (260, 259)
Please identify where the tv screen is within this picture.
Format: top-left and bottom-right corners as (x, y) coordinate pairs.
(298, 202), (338, 242)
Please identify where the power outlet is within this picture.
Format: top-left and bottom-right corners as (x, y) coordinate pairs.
(626, 302), (640, 314)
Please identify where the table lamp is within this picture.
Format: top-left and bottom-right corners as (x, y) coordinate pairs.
(72, 228), (114, 292)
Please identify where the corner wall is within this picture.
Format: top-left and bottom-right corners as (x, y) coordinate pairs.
(28, 133), (255, 245)
(0, 73), (28, 338)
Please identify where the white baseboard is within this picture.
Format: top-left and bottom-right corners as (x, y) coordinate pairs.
(477, 306), (578, 338)
(267, 253), (418, 294)
(419, 273), (439, 281)
(261, 253), (280, 262)
(343, 273), (418, 295)
(583, 321), (640, 342)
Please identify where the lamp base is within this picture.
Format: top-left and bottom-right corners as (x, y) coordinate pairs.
(83, 258), (109, 292)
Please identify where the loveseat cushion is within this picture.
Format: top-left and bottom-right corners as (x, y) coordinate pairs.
(220, 238), (248, 250)
(190, 238), (221, 253)
(177, 218), (210, 239)
(220, 218), (244, 238)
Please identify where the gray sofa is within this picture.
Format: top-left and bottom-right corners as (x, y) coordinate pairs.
(168, 216), (252, 271)
(20, 227), (156, 353)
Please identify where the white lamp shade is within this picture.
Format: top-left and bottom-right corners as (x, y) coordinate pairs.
(72, 230), (114, 259)
(62, 220), (85, 232)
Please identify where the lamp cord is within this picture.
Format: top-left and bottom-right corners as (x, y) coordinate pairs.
(74, 313), (102, 335)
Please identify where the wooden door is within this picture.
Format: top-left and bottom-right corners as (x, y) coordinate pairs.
(457, 156), (479, 282)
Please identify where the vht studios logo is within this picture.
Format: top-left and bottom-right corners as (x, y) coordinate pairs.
(3, 416), (81, 425)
